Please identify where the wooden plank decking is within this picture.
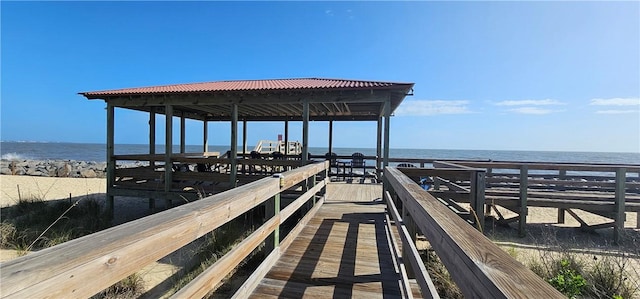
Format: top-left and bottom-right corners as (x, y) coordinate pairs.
(250, 182), (421, 298)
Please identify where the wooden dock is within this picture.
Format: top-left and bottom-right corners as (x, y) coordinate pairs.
(250, 182), (421, 298)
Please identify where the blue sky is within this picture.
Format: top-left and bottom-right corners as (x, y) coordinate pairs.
(1, 1), (639, 153)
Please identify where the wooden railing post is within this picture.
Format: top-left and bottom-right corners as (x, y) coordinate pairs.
(106, 102), (115, 219)
(518, 165), (528, 237)
(470, 170), (486, 231)
(401, 196), (417, 278)
(557, 169), (567, 223)
(265, 181), (282, 254)
(614, 167), (626, 244)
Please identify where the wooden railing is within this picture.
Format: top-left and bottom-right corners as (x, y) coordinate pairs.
(110, 153), (310, 196)
(398, 161), (487, 230)
(252, 140), (302, 155)
(384, 167), (564, 298)
(442, 161), (640, 242)
(310, 154), (378, 180)
(0, 162), (329, 298)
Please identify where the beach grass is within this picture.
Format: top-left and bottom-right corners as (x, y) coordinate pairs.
(0, 195), (110, 252)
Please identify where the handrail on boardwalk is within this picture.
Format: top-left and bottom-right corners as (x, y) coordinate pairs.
(0, 161), (329, 299)
(384, 167), (564, 298)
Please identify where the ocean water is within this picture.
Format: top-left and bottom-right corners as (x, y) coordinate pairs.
(1, 141), (639, 165)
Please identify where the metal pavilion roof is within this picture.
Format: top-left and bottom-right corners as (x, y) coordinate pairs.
(80, 78), (414, 121)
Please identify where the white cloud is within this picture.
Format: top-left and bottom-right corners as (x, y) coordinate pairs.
(595, 109), (639, 114)
(495, 99), (564, 106)
(508, 107), (560, 115)
(325, 10), (334, 16)
(590, 97), (640, 106)
(395, 100), (471, 116)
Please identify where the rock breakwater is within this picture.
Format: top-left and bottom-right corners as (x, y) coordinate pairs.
(0, 160), (107, 178)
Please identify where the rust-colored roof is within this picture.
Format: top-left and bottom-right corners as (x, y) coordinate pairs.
(80, 78), (413, 97)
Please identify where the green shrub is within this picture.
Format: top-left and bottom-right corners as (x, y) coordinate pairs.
(547, 259), (586, 298)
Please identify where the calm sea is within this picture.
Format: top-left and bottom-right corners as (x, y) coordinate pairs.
(1, 142), (638, 165)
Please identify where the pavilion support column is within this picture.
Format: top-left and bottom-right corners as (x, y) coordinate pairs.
(302, 101), (309, 164)
(149, 107), (156, 211)
(165, 105), (174, 208)
(382, 98), (391, 236)
(242, 120), (248, 156)
(376, 117), (382, 181)
(203, 119), (208, 153)
(106, 102), (115, 220)
(284, 120), (289, 156)
(230, 104), (238, 187)
(180, 113), (186, 154)
(328, 120), (333, 155)
(383, 98), (391, 168)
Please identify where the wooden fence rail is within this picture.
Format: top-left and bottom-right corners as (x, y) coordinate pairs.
(384, 167), (564, 298)
(398, 162), (486, 231)
(443, 160), (640, 242)
(0, 162), (329, 299)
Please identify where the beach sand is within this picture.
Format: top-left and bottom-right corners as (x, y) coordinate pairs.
(1, 174), (639, 296)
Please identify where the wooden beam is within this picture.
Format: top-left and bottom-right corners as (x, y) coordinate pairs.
(284, 120), (289, 155)
(383, 97), (391, 168)
(165, 105), (173, 207)
(384, 167), (565, 299)
(230, 104), (238, 187)
(106, 103), (115, 219)
(614, 167), (626, 244)
(376, 116), (382, 180)
(105, 90), (395, 107)
(518, 165), (528, 237)
(180, 113), (186, 153)
(242, 120), (248, 156)
(0, 176), (282, 299)
(172, 214), (281, 298)
(203, 119), (208, 152)
(149, 107), (156, 210)
(328, 120), (333, 155)
(302, 100), (309, 163)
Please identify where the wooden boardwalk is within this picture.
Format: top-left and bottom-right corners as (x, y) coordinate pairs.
(250, 182), (421, 298)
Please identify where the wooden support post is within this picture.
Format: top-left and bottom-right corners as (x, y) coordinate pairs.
(401, 197), (416, 278)
(203, 119), (208, 153)
(165, 105), (173, 208)
(518, 165), (528, 237)
(265, 193), (281, 252)
(382, 99), (391, 197)
(149, 108), (156, 211)
(376, 117), (382, 181)
(242, 120), (247, 156)
(284, 120), (289, 156)
(383, 98), (391, 168)
(614, 167), (626, 244)
(557, 170), (567, 223)
(470, 171), (486, 232)
(328, 120), (333, 155)
(230, 104), (238, 187)
(179, 113), (186, 154)
(302, 101), (309, 163)
(106, 103), (115, 219)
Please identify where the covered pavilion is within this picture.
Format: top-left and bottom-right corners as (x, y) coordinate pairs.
(80, 78), (414, 215)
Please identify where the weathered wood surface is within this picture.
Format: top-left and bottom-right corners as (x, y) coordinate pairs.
(0, 177), (281, 299)
(449, 161), (640, 172)
(0, 162), (328, 299)
(385, 167), (564, 299)
(385, 190), (439, 298)
(250, 182), (422, 298)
